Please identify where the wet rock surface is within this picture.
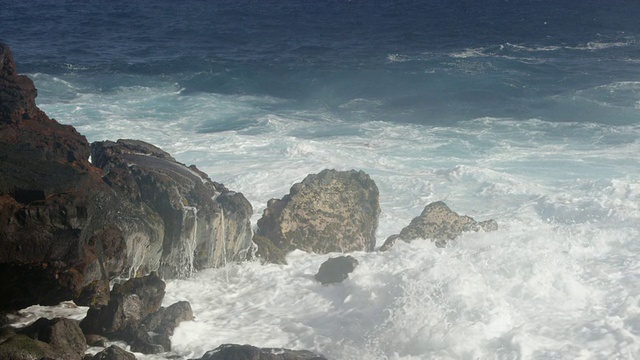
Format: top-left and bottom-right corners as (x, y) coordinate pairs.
(255, 169), (380, 263)
(0, 43), (164, 311)
(85, 345), (136, 360)
(380, 201), (498, 250)
(91, 139), (254, 278)
(191, 344), (328, 360)
(0, 317), (86, 360)
(315, 256), (359, 285)
(80, 272), (193, 354)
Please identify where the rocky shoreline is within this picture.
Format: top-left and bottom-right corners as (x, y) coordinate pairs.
(0, 43), (497, 359)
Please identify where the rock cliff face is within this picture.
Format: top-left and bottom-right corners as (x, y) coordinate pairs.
(91, 139), (254, 278)
(0, 43), (251, 311)
(380, 201), (498, 250)
(0, 43), (166, 311)
(255, 169), (380, 263)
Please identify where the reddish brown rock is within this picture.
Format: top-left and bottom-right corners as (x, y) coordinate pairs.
(0, 43), (163, 311)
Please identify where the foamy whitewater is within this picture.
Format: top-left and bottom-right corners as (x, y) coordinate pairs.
(3, 0), (640, 359)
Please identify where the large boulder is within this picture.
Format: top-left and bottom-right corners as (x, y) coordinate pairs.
(191, 344), (328, 360)
(91, 139), (254, 278)
(0, 43), (164, 311)
(380, 201), (498, 250)
(255, 169), (380, 263)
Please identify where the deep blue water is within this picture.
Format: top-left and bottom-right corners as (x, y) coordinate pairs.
(2, 0), (640, 126)
(4, 3), (640, 359)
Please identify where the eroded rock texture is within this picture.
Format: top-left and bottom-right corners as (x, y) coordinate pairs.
(91, 139), (254, 278)
(255, 169), (380, 263)
(380, 201), (498, 250)
(0, 43), (163, 311)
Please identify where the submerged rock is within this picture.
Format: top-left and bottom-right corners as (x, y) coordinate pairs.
(380, 201), (498, 250)
(315, 256), (359, 285)
(255, 169), (380, 263)
(192, 344), (328, 360)
(91, 139), (254, 278)
(0, 43), (163, 311)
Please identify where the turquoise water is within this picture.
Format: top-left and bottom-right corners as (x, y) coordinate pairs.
(4, 1), (640, 358)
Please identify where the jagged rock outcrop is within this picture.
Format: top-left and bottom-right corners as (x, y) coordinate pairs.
(380, 201), (498, 250)
(80, 272), (166, 336)
(0, 42), (253, 311)
(191, 344), (328, 360)
(91, 139), (254, 278)
(0, 43), (164, 311)
(255, 169), (380, 263)
(315, 256), (359, 285)
(80, 272), (193, 354)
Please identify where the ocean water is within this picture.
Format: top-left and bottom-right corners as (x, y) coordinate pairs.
(3, 0), (640, 359)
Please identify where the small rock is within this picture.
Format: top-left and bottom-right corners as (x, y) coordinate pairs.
(315, 256), (359, 285)
(191, 344), (328, 360)
(87, 345), (136, 360)
(84, 334), (109, 347)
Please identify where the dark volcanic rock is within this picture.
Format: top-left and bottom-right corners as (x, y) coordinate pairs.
(192, 344), (328, 360)
(80, 273), (192, 354)
(128, 300), (194, 353)
(80, 272), (165, 336)
(91, 139), (254, 278)
(315, 256), (359, 285)
(84, 334), (109, 347)
(0, 334), (61, 360)
(0, 43), (164, 311)
(380, 201), (498, 250)
(19, 317), (86, 360)
(0, 42), (247, 311)
(86, 345), (136, 360)
(255, 169), (380, 263)
(1, 43), (43, 123)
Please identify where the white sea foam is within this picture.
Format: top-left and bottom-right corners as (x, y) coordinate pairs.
(28, 78), (640, 359)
